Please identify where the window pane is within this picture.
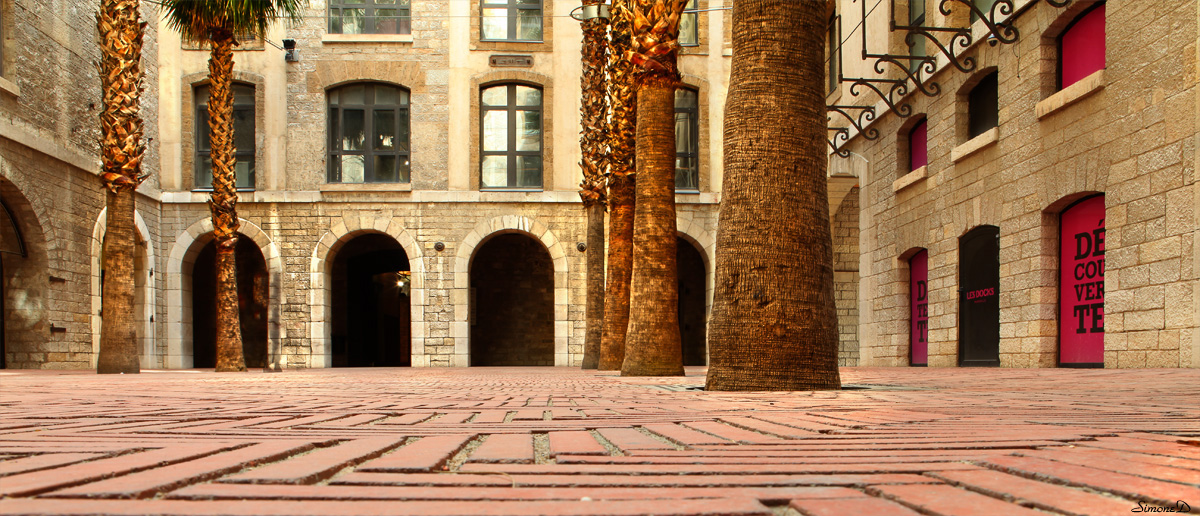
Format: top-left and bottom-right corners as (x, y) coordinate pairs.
(342, 109), (365, 151)
(398, 155), (411, 183)
(234, 107), (254, 151)
(397, 110), (410, 151)
(235, 158), (254, 189)
(328, 108), (339, 148)
(515, 86), (541, 106)
(198, 111), (211, 151)
(233, 85), (254, 106)
(342, 84), (365, 104)
(374, 9), (398, 34)
(374, 110), (395, 150)
(376, 85), (398, 105)
(516, 9), (542, 40)
(515, 110), (540, 151)
(330, 9), (343, 33)
(341, 8), (365, 34)
(967, 72), (998, 139)
(197, 156), (214, 188)
(482, 86), (507, 107)
(372, 155), (397, 182)
(483, 110), (509, 151)
(341, 155), (365, 183)
(374, 0), (395, 4)
(482, 8), (507, 39)
(678, 12), (697, 45)
(674, 89), (697, 109)
(675, 156), (697, 189)
(675, 112), (692, 153)
(481, 156), (508, 188)
(909, 0), (925, 24)
(516, 0), (539, 5)
(516, 156), (541, 188)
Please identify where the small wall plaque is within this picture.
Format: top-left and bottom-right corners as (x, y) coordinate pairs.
(489, 55), (534, 68)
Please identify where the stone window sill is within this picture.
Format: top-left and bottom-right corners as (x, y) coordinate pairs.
(322, 33), (413, 44)
(321, 182), (413, 192)
(0, 76), (20, 97)
(951, 127), (999, 163)
(893, 165), (927, 193)
(1036, 69), (1105, 119)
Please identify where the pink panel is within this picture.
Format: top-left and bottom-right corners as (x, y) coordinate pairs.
(909, 120), (928, 171)
(1059, 196), (1105, 365)
(1061, 5), (1105, 89)
(910, 250), (929, 366)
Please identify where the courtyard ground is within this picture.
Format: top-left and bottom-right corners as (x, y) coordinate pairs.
(0, 366), (1197, 515)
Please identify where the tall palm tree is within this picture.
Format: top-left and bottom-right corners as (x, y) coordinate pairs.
(161, 0), (303, 372)
(620, 0), (688, 377)
(96, 0), (146, 374)
(705, 0), (841, 391)
(598, 0), (637, 371)
(579, 0), (609, 370)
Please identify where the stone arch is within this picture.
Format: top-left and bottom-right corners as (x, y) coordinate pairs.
(676, 218), (715, 366)
(309, 215), (425, 368)
(454, 216), (569, 366)
(0, 175), (49, 369)
(165, 217), (283, 369)
(89, 209), (156, 369)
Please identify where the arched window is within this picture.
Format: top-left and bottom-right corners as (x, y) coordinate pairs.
(481, 83), (542, 189)
(327, 83), (411, 184)
(908, 118), (928, 171)
(1059, 3), (1105, 90)
(674, 88), (699, 191)
(196, 83), (255, 190)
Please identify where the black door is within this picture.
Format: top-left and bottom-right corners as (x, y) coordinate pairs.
(959, 225), (1000, 366)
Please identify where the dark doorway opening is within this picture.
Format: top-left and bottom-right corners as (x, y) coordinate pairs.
(192, 236), (269, 368)
(959, 225), (1001, 366)
(470, 233), (554, 366)
(330, 233), (411, 367)
(677, 237), (706, 366)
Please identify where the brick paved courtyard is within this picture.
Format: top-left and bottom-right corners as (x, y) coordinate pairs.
(0, 367), (1197, 515)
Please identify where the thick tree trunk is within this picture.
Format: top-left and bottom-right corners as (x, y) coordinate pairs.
(579, 0), (608, 370)
(705, 0), (841, 391)
(599, 175), (634, 370)
(621, 81), (683, 377)
(97, 189), (140, 374)
(599, 0), (637, 371)
(208, 31), (245, 372)
(96, 0), (144, 374)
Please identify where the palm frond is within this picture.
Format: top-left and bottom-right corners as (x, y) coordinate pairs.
(160, 0), (306, 44)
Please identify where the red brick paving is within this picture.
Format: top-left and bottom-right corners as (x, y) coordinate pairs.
(0, 367), (1197, 515)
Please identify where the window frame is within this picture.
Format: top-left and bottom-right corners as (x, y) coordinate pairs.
(826, 13), (840, 96)
(328, 0), (412, 35)
(479, 82), (544, 190)
(674, 87), (700, 192)
(194, 83), (256, 191)
(1056, 2), (1105, 91)
(679, 0), (699, 47)
(326, 82), (412, 184)
(480, 0), (543, 42)
(907, 0), (926, 74)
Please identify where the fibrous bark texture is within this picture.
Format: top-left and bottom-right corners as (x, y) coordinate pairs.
(705, 0), (842, 391)
(621, 0), (687, 377)
(579, 0), (609, 370)
(96, 0), (145, 374)
(208, 30), (246, 372)
(599, 0), (638, 371)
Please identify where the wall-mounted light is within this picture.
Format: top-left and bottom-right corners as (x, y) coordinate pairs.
(576, 242), (587, 252)
(282, 39), (298, 62)
(433, 242), (445, 252)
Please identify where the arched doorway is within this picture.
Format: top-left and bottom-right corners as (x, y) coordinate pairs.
(470, 233), (553, 366)
(677, 236), (706, 366)
(959, 225), (1001, 366)
(330, 233), (411, 367)
(0, 180), (46, 370)
(0, 198), (26, 369)
(191, 235), (269, 368)
(1059, 194), (1105, 367)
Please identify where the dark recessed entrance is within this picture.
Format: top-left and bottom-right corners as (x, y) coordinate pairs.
(330, 233), (411, 367)
(470, 233), (554, 366)
(677, 237), (706, 366)
(192, 235), (269, 368)
(959, 225), (1001, 366)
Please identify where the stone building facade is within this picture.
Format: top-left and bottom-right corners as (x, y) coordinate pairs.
(832, 0), (1199, 368)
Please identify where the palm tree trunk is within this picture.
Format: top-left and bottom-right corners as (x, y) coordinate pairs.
(208, 29), (246, 372)
(599, 0), (637, 371)
(705, 0), (841, 391)
(621, 80), (683, 377)
(579, 0), (608, 370)
(96, 0), (144, 375)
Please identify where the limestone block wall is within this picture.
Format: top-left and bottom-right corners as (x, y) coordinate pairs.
(842, 0), (1198, 368)
(833, 187), (860, 366)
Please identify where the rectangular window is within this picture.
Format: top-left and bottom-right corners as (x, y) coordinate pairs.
(1058, 3), (1105, 90)
(679, 0), (698, 47)
(481, 84), (542, 189)
(971, 0), (997, 23)
(327, 83), (411, 183)
(674, 88), (699, 191)
(329, 0), (411, 35)
(481, 0), (542, 42)
(967, 71), (998, 139)
(196, 84), (255, 190)
(909, 119), (928, 171)
(908, 0), (926, 74)
(826, 14), (839, 95)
